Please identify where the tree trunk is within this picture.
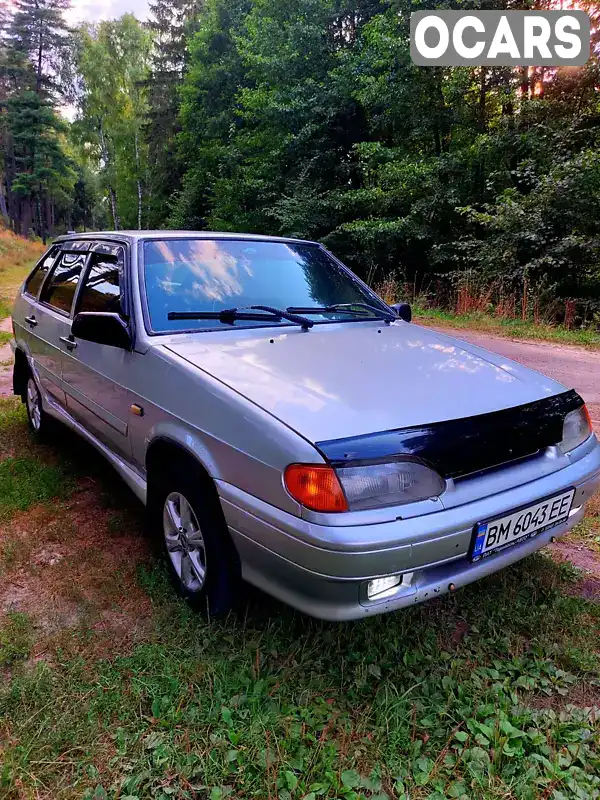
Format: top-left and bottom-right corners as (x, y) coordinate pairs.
(134, 130), (143, 229)
(36, 17), (44, 94)
(45, 194), (53, 237)
(478, 67), (487, 132)
(0, 184), (9, 225)
(520, 67), (530, 101)
(99, 119), (120, 230)
(137, 180), (143, 230)
(21, 198), (32, 237)
(109, 186), (120, 230)
(36, 192), (46, 244)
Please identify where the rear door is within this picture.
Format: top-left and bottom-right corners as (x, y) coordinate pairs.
(25, 247), (88, 408)
(15, 246), (60, 393)
(61, 242), (133, 460)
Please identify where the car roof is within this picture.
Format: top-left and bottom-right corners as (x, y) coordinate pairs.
(53, 230), (318, 246)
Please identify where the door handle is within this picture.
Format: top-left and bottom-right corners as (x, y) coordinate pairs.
(25, 315), (37, 327)
(59, 336), (77, 351)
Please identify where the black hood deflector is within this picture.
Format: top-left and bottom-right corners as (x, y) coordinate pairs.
(316, 390), (584, 479)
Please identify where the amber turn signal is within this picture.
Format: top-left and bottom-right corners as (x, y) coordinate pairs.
(284, 464), (348, 513)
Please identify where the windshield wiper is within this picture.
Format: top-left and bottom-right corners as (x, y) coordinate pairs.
(168, 305), (314, 331)
(287, 303), (396, 322)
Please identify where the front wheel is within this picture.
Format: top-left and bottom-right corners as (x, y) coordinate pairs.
(163, 491), (208, 595)
(149, 462), (241, 616)
(24, 374), (53, 438)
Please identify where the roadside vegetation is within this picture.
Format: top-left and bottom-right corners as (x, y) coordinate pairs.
(0, 230), (45, 319)
(1, 397), (600, 799)
(413, 309), (600, 349)
(373, 280), (600, 350)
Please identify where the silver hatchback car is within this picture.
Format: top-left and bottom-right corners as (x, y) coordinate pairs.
(10, 232), (600, 619)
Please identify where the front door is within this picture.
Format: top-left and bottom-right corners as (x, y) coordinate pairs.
(61, 244), (133, 461)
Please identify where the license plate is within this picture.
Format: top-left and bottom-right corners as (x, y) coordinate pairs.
(470, 488), (575, 562)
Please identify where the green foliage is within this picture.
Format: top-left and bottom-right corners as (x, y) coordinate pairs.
(168, 0), (600, 323)
(0, 0), (75, 239)
(144, 0), (201, 227)
(5, 90), (76, 207)
(73, 14), (152, 230)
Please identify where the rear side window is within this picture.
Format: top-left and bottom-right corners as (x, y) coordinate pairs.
(78, 250), (124, 315)
(42, 252), (87, 313)
(24, 247), (59, 299)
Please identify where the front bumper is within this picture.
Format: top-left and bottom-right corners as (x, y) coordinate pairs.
(218, 438), (600, 620)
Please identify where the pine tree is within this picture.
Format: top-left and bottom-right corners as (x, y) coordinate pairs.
(0, 0), (74, 237)
(8, 0), (72, 97)
(5, 90), (75, 240)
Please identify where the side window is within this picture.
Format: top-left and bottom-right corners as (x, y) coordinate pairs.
(78, 250), (124, 316)
(24, 247), (59, 299)
(42, 252), (87, 314)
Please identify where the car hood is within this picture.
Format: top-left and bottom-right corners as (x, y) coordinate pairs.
(164, 321), (568, 443)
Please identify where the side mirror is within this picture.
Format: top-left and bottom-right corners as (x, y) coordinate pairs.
(391, 302), (412, 323)
(72, 312), (132, 350)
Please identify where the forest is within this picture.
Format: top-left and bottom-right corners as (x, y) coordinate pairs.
(1, 0), (599, 325)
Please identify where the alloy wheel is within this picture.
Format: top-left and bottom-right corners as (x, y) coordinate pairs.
(162, 491), (207, 592)
(26, 377), (42, 431)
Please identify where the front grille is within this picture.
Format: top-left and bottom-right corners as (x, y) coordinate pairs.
(317, 390), (583, 479)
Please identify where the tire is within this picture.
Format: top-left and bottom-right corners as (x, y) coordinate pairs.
(23, 372), (54, 439)
(148, 460), (242, 616)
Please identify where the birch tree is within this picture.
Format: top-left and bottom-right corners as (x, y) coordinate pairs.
(74, 14), (152, 230)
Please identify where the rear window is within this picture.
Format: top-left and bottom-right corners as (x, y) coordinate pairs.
(24, 248), (59, 299)
(42, 252), (87, 313)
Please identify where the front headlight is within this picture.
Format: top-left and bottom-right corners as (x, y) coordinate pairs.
(336, 459), (445, 511)
(559, 406), (592, 454)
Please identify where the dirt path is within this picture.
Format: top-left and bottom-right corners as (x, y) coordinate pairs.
(0, 316), (12, 397)
(432, 326), (600, 428)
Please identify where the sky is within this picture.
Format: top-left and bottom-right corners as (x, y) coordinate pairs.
(64, 0), (151, 24)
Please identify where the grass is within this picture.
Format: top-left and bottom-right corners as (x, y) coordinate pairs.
(0, 456), (69, 520)
(0, 227), (45, 321)
(0, 612), (34, 668)
(0, 399), (600, 799)
(571, 494), (600, 555)
(414, 307), (600, 349)
(2, 561), (600, 800)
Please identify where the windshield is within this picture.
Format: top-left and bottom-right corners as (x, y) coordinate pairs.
(142, 238), (388, 333)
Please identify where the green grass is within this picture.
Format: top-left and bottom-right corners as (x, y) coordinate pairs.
(0, 612), (34, 668)
(0, 296), (12, 321)
(1, 389), (600, 799)
(0, 455), (69, 519)
(571, 514), (600, 554)
(415, 307), (600, 348)
(0, 330), (13, 346)
(1, 559), (600, 799)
